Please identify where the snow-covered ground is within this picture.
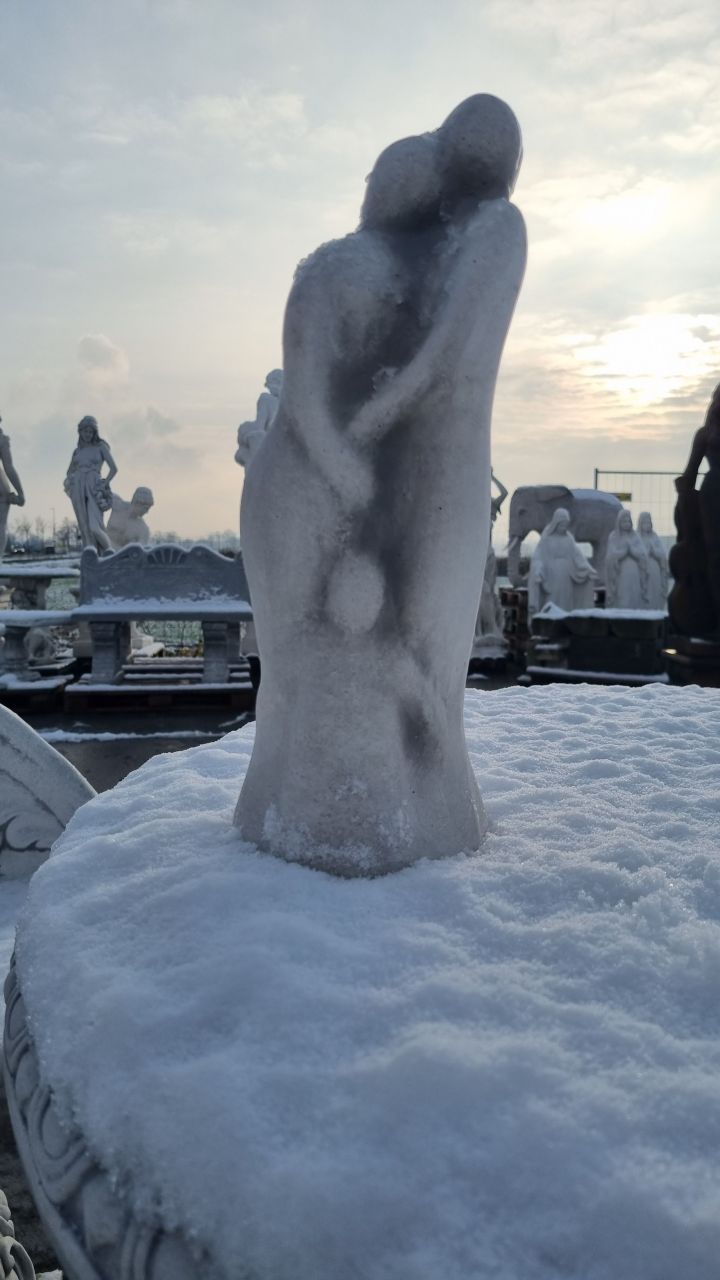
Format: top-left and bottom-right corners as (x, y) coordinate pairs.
(11, 684), (720, 1280)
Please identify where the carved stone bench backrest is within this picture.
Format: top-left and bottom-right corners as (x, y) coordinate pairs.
(79, 544), (251, 606)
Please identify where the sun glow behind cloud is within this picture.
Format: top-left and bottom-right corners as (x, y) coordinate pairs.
(571, 313), (720, 406)
(2, 0), (720, 532)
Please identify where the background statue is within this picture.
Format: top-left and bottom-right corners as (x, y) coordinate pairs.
(107, 486), (154, 549)
(669, 385), (720, 635)
(234, 94), (527, 875)
(63, 416), (117, 552)
(527, 507), (597, 616)
(637, 511), (668, 610)
(472, 469), (508, 650)
(0, 415), (26, 559)
(605, 509), (649, 609)
(235, 369), (283, 471)
(507, 484), (622, 586)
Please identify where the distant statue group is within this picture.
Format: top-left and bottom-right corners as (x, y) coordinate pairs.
(62, 414), (154, 553)
(529, 505), (668, 614)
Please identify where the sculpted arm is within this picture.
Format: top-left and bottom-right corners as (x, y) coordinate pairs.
(281, 257), (373, 509)
(491, 470), (508, 514)
(347, 200), (526, 450)
(100, 442), (118, 484)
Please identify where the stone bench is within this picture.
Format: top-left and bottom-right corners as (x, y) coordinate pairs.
(0, 609), (74, 680)
(73, 544), (253, 684)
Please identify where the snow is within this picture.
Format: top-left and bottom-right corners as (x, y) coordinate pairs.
(14, 684), (720, 1280)
(38, 728), (218, 743)
(536, 603), (667, 621)
(0, 609), (74, 626)
(570, 488), (623, 504)
(0, 560), (79, 578)
(73, 597), (250, 617)
(525, 667), (669, 684)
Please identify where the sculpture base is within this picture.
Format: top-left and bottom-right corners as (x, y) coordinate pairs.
(664, 634), (720, 687)
(5, 686), (720, 1280)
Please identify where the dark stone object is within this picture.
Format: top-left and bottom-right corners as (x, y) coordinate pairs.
(668, 388), (720, 638)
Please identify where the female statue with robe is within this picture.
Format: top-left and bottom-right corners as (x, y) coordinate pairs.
(605, 509), (649, 609)
(64, 416), (117, 552)
(527, 507), (596, 616)
(637, 512), (668, 610)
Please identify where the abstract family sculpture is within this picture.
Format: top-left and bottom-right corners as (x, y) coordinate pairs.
(234, 94), (527, 874)
(0, 416), (26, 560)
(527, 508), (596, 616)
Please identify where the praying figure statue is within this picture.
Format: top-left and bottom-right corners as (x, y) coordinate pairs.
(107, 486), (155, 550)
(527, 507), (597, 616)
(636, 512), (668, 610)
(64, 415), (117, 552)
(235, 370), (284, 472)
(234, 94), (527, 875)
(605, 509), (650, 609)
(0, 415), (26, 559)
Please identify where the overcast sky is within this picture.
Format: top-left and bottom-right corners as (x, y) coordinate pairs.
(1, 0), (719, 539)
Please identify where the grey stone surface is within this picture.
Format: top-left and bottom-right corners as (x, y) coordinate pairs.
(235, 94), (527, 875)
(0, 705), (95, 878)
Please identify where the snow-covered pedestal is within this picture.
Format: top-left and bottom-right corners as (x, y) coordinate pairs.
(5, 684), (720, 1280)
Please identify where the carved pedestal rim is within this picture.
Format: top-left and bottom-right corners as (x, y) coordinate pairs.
(3, 955), (210, 1280)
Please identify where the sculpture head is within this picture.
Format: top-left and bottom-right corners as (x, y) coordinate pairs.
(77, 415), (100, 446)
(545, 507), (571, 536)
(360, 133), (442, 231)
(638, 512), (653, 535)
(438, 94), (522, 207)
(264, 369), (283, 397)
(617, 509), (633, 534)
(130, 486), (154, 517)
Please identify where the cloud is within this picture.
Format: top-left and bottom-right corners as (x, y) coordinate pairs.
(77, 334), (130, 383)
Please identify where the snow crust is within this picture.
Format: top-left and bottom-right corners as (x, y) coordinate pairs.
(536, 603), (667, 621)
(15, 684), (720, 1280)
